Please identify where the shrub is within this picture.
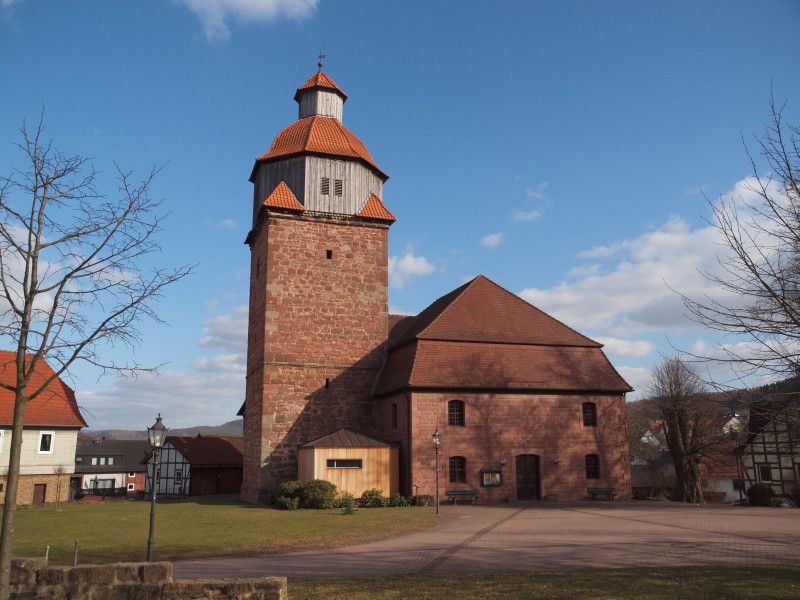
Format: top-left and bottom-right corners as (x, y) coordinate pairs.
(274, 496), (300, 510)
(301, 479), (338, 509)
(360, 488), (387, 508)
(747, 483), (775, 507)
(414, 494), (434, 507)
(270, 480), (303, 505)
(339, 492), (358, 515)
(387, 493), (412, 507)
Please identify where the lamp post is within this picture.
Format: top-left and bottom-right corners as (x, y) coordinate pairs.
(146, 414), (168, 562)
(432, 428), (441, 515)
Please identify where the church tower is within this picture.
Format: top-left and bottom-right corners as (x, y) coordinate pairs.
(242, 70), (395, 502)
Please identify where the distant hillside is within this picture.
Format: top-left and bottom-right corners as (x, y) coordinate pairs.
(84, 418), (243, 441)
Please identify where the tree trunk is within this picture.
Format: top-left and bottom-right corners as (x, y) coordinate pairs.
(0, 390), (28, 600)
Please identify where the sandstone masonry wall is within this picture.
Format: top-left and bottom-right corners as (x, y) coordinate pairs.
(407, 392), (631, 502)
(10, 559), (286, 599)
(243, 212), (389, 501)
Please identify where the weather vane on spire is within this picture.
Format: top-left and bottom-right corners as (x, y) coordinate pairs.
(318, 52), (326, 71)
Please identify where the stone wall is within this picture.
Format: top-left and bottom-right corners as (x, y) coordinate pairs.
(10, 558), (286, 599)
(406, 391), (631, 503)
(242, 211), (390, 502)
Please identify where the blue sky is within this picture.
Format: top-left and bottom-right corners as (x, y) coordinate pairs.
(2, 0), (799, 430)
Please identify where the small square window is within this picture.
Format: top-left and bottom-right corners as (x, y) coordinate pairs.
(127, 483), (135, 491)
(99, 457), (106, 465)
(175, 471), (182, 484)
(108, 457), (115, 466)
(758, 464), (773, 483)
(129, 472), (136, 478)
(334, 179), (343, 196)
(38, 432), (54, 454)
(91, 457), (98, 465)
(321, 177), (330, 195)
(448, 400), (465, 427)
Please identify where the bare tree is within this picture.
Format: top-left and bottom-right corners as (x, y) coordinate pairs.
(680, 94), (800, 380)
(647, 357), (721, 503)
(0, 114), (192, 597)
(52, 465), (66, 511)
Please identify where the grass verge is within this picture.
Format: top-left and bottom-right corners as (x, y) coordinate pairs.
(289, 565), (800, 599)
(7, 497), (438, 564)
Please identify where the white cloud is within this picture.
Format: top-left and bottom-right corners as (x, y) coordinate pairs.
(596, 337), (655, 358)
(389, 251), (435, 288)
(512, 208), (543, 222)
(618, 366), (650, 395)
(480, 232), (504, 248)
(215, 218), (237, 229)
(174, 0), (319, 41)
(198, 305), (248, 353)
(525, 182), (549, 199)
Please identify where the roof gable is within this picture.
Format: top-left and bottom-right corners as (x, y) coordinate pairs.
(0, 351), (87, 428)
(392, 275), (601, 348)
(262, 181), (305, 211)
(356, 193), (396, 222)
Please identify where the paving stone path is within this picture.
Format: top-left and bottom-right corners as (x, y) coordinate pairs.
(173, 502), (800, 579)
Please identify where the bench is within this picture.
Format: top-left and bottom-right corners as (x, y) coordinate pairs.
(445, 489), (480, 505)
(588, 487), (617, 501)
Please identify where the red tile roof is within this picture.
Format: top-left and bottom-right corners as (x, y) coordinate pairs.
(262, 181), (305, 211)
(375, 276), (632, 396)
(254, 116), (388, 181)
(165, 435), (243, 466)
(294, 71), (348, 102)
(0, 351), (87, 427)
(357, 194), (396, 222)
(391, 276), (602, 348)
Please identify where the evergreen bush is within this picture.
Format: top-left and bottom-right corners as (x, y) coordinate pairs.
(301, 479), (338, 509)
(339, 492), (358, 514)
(360, 488), (387, 508)
(387, 493), (412, 507)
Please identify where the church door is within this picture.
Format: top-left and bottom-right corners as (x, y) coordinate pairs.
(515, 454), (540, 500)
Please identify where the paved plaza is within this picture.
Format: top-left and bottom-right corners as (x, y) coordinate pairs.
(173, 501), (800, 579)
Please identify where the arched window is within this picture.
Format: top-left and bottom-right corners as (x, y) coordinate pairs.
(449, 456), (467, 483)
(582, 402), (597, 427)
(448, 400), (465, 427)
(585, 454), (600, 479)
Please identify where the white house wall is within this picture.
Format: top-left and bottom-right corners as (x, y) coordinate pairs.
(0, 428), (78, 476)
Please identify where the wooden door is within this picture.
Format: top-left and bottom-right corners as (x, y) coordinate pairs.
(32, 484), (47, 506)
(515, 454), (540, 500)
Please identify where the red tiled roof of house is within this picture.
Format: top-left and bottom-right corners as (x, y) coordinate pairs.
(391, 275), (602, 348)
(356, 194), (396, 222)
(262, 181), (305, 211)
(253, 116), (388, 181)
(375, 340), (632, 396)
(165, 435), (243, 466)
(0, 351), (87, 428)
(294, 71), (348, 101)
(375, 276), (632, 396)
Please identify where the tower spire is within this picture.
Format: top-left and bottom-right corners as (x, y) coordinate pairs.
(317, 51), (325, 71)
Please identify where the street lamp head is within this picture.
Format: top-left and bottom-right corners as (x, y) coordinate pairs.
(147, 414), (168, 449)
(432, 428), (441, 447)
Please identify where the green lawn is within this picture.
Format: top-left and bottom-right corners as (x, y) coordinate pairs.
(8, 499), (800, 599)
(7, 497), (438, 565)
(290, 565), (800, 600)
